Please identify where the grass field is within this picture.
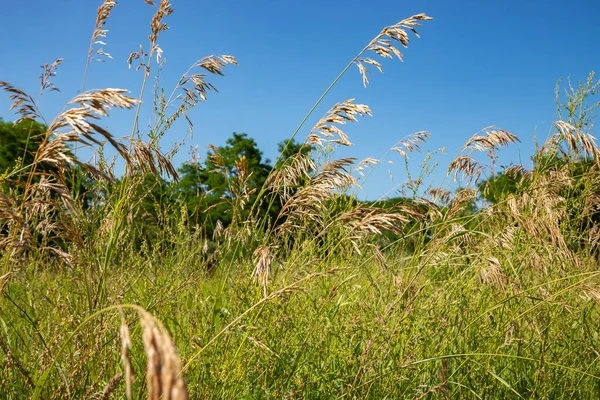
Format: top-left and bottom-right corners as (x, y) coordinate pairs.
(1, 1), (600, 398)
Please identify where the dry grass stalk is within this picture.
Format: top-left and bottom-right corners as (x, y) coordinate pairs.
(0, 82), (42, 123)
(127, 0), (173, 72)
(580, 284), (600, 303)
(82, 0), (116, 91)
(91, 372), (123, 400)
(479, 256), (508, 291)
(369, 244), (388, 269)
(448, 127), (519, 186)
(149, 0), (173, 48)
(391, 131), (431, 158)
(464, 128), (519, 153)
(334, 206), (408, 254)
(40, 59), (63, 95)
(353, 157), (380, 178)
(252, 246), (275, 296)
(0, 272), (12, 293)
(275, 158), (358, 235)
(88, 0), (116, 62)
(130, 139), (178, 180)
(120, 315), (134, 400)
(444, 223), (473, 248)
(355, 13), (433, 87)
(163, 55), (238, 134)
(266, 152), (316, 201)
(540, 120), (600, 161)
(307, 99), (371, 147)
(140, 311), (189, 400)
(231, 156), (256, 209)
(447, 155), (483, 184)
(426, 187), (452, 205)
(51, 89), (138, 153)
(447, 188), (477, 217)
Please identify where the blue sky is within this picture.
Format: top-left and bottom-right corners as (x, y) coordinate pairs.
(1, 0), (599, 199)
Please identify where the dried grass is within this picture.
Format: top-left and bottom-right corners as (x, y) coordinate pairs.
(355, 13), (433, 87)
(252, 245), (275, 296)
(307, 99), (371, 147)
(391, 131), (431, 158)
(119, 311), (188, 400)
(448, 127), (519, 186)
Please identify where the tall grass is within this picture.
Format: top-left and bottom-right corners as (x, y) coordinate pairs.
(1, 1), (600, 398)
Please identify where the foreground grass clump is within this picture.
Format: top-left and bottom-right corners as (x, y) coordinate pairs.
(2, 0), (600, 398)
(2, 236), (600, 398)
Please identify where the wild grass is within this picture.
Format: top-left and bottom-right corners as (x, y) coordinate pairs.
(1, 1), (600, 398)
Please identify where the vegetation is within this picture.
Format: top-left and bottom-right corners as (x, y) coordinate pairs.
(1, 1), (600, 398)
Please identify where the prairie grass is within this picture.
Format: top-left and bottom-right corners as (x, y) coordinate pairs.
(1, 1), (600, 399)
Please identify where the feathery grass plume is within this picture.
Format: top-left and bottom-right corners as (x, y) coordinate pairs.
(416, 197), (443, 221)
(266, 152), (316, 201)
(353, 157), (380, 178)
(159, 55), (238, 135)
(230, 156), (257, 220)
(426, 187), (452, 205)
(0, 173), (82, 265)
(91, 372), (123, 400)
(254, 13), (432, 221)
(333, 205), (408, 254)
(0, 272), (11, 293)
(130, 139), (178, 179)
(86, 1), (116, 62)
(120, 314), (134, 400)
(447, 187), (477, 217)
(443, 223), (473, 249)
(275, 158), (358, 235)
(129, 0), (173, 137)
(149, 0), (173, 49)
(140, 311), (188, 400)
(539, 120), (600, 162)
(498, 171), (583, 271)
(580, 284), (600, 303)
(40, 59), (63, 96)
(391, 131), (431, 158)
(307, 99), (371, 147)
(0, 82), (42, 123)
(464, 127), (519, 153)
(478, 256), (508, 291)
(252, 245), (274, 296)
(45, 88), (139, 178)
(447, 155), (483, 185)
(82, 0), (116, 91)
(448, 127), (519, 186)
(127, 0), (173, 72)
(355, 13), (433, 87)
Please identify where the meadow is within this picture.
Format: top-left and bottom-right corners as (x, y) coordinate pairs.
(1, 1), (600, 398)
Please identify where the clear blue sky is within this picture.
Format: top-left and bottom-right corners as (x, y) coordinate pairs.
(1, 0), (599, 199)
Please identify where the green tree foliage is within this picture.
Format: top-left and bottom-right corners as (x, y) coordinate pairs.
(174, 133), (314, 236)
(175, 133), (271, 235)
(275, 138), (313, 169)
(478, 168), (525, 204)
(203, 133), (271, 199)
(0, 118), (46, 177)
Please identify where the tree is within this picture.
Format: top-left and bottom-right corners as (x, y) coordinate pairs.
(478, 168), (525, 205)
(0, 118), (47, 176)
(175, 132), (272, 234)
(0, 118), (90, 206)
(203, 132), (271, 199)
(175, 133), (314, 236)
